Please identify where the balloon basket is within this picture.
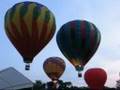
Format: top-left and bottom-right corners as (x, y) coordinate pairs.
(25, 64), (30, 70)
(78, 72), (82, 77)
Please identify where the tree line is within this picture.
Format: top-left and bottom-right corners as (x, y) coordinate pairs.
(18, 80), (116, 90)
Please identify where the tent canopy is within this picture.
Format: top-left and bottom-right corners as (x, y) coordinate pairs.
(0, 67), (33, 90)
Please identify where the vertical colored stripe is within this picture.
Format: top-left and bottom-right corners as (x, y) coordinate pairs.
(31, 20), (39, 55)
(80, 21), (86, 58)
(46, 16), (56, 41)
(5, 10), (15, 37)
(24, 3), (36, 36)
(39, 9), (50, 49)
(57, 26), (70, 60)
(69, 21), (81, 64)
(89, 23), (95, 49)
(44, 13), (54, 42)
(85, 21), (90, 50)
(20, 3), (27, 17)
(12, 4), (23, 36)
(63, 23), (74, 59)
(37, 7), (47, 39)
(75, 21), (82, 57)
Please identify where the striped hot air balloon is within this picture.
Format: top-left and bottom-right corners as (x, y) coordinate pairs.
(4, 1), (56, 70)
(43, 57), (66, 82)
(56, 20), (101, 77)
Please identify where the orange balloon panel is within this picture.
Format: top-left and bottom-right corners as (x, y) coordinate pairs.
(43, 57), (66, 81)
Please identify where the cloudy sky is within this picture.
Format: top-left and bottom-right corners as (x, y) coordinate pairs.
(0, 0), (120, 88)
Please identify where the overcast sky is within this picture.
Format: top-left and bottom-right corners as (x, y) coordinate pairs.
(1, 0), (120, 88)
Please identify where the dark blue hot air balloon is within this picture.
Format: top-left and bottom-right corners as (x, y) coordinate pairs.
(56, 20), (101, 77)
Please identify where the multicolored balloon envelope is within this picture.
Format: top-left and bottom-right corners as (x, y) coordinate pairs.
(84, 68), (107, 90)
(4, 1), (56, 70)
(43, 57), (66, 82)
(56, 20), (101, 76)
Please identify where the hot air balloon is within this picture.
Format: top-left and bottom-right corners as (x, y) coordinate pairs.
(43, 57), (66, 88)
(56, 20), (101, 77)
(4, 1), (56, 70)
(84, 68), (107, 90)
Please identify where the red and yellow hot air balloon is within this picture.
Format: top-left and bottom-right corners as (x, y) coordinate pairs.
(84, 68), (107, 90)
(56, 20), (101, 77)
(4, 1), (56, 70)
(43, 57), (66, 84)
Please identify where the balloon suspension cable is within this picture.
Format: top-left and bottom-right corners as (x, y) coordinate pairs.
(25, 63), (30, 70)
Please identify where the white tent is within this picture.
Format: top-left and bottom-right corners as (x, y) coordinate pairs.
(0, 67), (33, 90)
